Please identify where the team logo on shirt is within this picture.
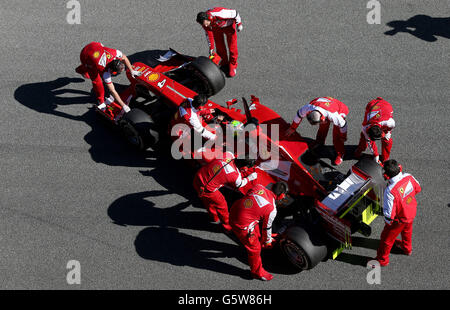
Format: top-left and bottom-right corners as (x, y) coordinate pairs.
(148, 72), (160, 82)
(244, 199), (253, 209)
(399, 187), (404, 196)
(406, 196), (413, 204)
(98, 52), (107, 68)
(257, 190), (264, 195)
(93, 51), (100, 59)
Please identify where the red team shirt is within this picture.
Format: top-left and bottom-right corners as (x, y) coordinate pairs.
(202, 7), (242, 51)
(80, 42), (123, 74)
(229, 184), (277, 244)
(79, 42), (123, 102)
(194, 152), (248, 193)
(361, 97), (395, 157)
(383, 172), (421, 224)
(292, 97), (349, 131)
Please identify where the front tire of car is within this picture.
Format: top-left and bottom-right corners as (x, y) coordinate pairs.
(119, 108), (159, 151)
(188, 56), (225, 96)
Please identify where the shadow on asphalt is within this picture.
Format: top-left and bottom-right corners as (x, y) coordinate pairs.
(127, 49), (170, 67)
(385, 15), (450, 42)
(335, 236), (405, 267)
(13, 76), (158, 167)
(12, 56), (258, 280)
(107, 190), (254, 279)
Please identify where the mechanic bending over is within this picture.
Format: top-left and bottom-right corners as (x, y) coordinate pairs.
(75, 41), (142, 115)
(193, 151), (258, 232)
(354, 97), (395, 164)
(286, 97), (349, 166)
(196, 7), (243, 77)
(229, 182), (288, 281)
(370, 159), (421, 267)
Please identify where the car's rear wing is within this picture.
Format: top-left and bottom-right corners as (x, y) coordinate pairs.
(315, 164), (384, 259)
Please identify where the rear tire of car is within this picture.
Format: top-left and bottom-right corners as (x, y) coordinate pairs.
(188, 56), (225, 96)
(353, 157), (384, 183)
(119, 108), (159, 151)
(280, 224), (328, 270)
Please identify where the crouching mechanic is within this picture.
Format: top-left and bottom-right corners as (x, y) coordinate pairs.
(75, 42), (142, 114)
(193, 152), (258, 231)
(372, 159), (421, 267)
(229, 182), (288, 281)
(174, 94), (217, 142)
(286, 97), (349, 165)
(354, 97), (395, 163)
(196, 7), (243, 77)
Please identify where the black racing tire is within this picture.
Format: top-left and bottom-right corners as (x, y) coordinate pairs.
(280, 224), (328, 270)
(353, 157), (384, 183)
(188, 56), (225, 96)
(119, 108), (159, 150)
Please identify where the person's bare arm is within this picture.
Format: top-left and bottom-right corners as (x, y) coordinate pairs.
(121, 54), (133, 72)
(106, 82), (127, 108)
(121, 54), (142, 78)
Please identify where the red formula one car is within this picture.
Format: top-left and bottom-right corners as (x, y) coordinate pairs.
(98, 49), (386, 271)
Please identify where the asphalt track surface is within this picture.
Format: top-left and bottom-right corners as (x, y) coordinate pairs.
(1, 0), (449, 290)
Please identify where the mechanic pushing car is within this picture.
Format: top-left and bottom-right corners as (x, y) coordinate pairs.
(75, 42), (142, 115)
(370, 159), (422, 267)
(196, 7), (243, 77)
(193, 151), (258, 232)
(229, 182), (288, 281)
(354, 97), (395, 164)
(173, 94), (217, 141)
(286, 97), (349, 166)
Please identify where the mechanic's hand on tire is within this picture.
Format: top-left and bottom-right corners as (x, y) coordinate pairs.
(122, 105), (131, 113)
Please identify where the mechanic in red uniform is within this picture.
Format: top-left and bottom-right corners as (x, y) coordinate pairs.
(354, 97), (395, 163)
(372, 159), (421, 267)
(229, 182), (288, 281)
(75, 42), (142, 113)
(193, 152), (258, 231)
(196, 7), (243, 77)
(286, 97), (349, 165)
(174, 94), (217, 141)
